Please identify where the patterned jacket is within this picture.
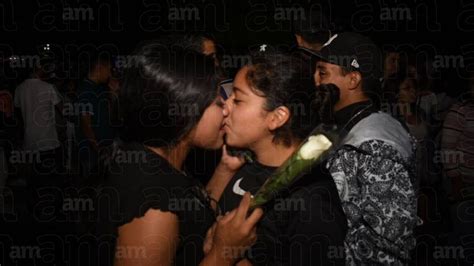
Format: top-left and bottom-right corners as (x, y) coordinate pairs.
(328, 111), (418, 265)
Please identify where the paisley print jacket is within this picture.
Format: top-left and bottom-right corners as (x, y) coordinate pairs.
(328, 112), (418, 265)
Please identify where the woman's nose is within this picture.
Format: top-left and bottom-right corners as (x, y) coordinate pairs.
(223, 100), (230, 116)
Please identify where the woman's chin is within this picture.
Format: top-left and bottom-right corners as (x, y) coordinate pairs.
(194, 136), (225, 150)
(209, 139), (225, 150)
(224, 135), (236, 146)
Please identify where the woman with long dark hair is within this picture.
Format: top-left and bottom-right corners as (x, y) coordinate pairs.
(96, 39), (262, 266)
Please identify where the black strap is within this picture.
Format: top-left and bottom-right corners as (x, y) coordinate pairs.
(338, 105), (378, 140)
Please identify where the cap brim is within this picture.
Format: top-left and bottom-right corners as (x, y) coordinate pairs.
(313, 47), (336, 65)
(297, 47), (322, 58)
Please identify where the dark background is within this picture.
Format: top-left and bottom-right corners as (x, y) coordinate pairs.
(1, 0), (472, 60)
(1, 1), (473, 265)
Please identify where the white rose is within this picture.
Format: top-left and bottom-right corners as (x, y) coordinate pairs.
(298, 134), (333, 160)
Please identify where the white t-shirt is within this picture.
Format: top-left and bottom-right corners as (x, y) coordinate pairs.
(14, 78), (61, 151)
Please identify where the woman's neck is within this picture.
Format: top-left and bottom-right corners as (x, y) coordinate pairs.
(146, 141), (190, 171)
(252, 137), (299, 167)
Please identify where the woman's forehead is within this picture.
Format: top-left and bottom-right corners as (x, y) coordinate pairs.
(233, 67), (251, 93)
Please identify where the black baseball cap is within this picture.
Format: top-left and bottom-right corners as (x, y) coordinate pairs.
(317, 32), (383, 80)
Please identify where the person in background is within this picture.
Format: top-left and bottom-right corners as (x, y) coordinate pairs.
(293, 10), (332, 52)
(395, 75), (436, 214)
(314, 32), (418, 265)
(441, 70), (474, 266)
(76, 54), (113, 181)
(381, 48), (401, 114)
(14, 59), (64, 216)
(406, 59), (439, 125)
(106, 73), (121, 136)
(290, 10), (333, 90)
(432, 71), (458, 123)
(397, 77), (429, 147)
(182, 33), (220, 66)
(384, 49), (400, 80)
(60, 79), (79, 172)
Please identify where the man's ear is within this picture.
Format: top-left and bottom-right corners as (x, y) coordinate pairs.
(348, 71), (362, 91)
(267, 106), (290, 131)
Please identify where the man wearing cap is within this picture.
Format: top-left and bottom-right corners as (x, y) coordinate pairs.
(314, 32), (418, 265)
